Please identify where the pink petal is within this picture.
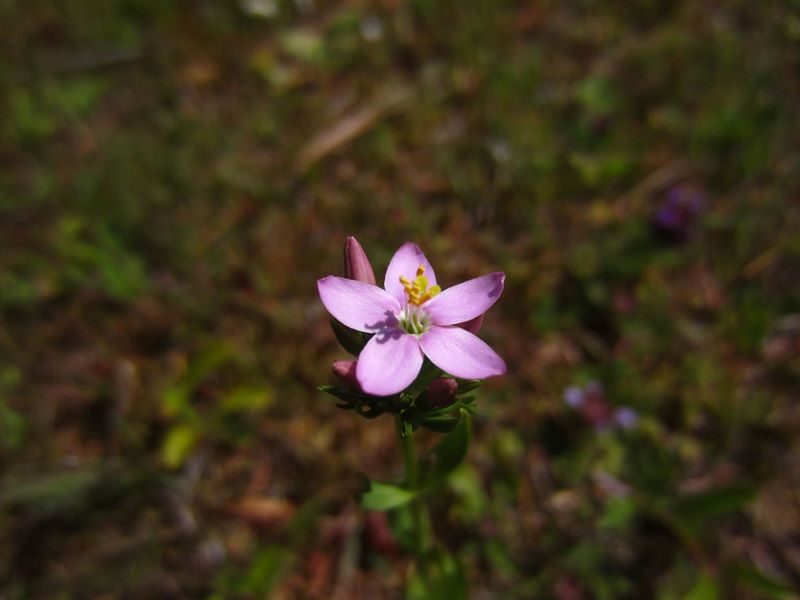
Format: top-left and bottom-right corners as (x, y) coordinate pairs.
(419, 326), (506, 379)
(384, 242), (438, 305)
(317, 276), (400, 333)
(424, 273), (504, 326)
(356, 331), (424, 396)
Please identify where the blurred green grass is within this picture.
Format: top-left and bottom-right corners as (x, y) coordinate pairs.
(1, 1), (799, 598)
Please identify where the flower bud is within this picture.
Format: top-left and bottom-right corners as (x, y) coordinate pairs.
(419, 377), (458, 409)
(331, 359), (359, 389)
(343, 236), (376, 284)
(457, 313), (485, 335)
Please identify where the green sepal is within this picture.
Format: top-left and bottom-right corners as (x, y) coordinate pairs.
(403, 358), (443, 398)
(732, 562), (798, 598)
(672, 483), (757, 520)
(329, 319), (371, 356)
(318, 384), (367, 404)
(318, 385), (393, 419)
(455, 379), (484, 394)
(402, 395), (476, 433)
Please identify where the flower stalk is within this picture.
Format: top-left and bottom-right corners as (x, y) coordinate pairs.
(396, 416), (432, 555)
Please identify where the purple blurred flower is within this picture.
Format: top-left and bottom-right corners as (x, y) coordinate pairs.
(653, 184), (706, 241)
(563, 380), (637, 431)
(613, 407), (638, 429)
(563, 386), (585, 408)
(318, 242), (506, 396)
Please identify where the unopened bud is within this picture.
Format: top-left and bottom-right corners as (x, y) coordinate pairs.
(420, 377), (458, 409)
(457, 314), (485, 335)
(331, 359), (359, 389)
(344, 236), (376, 284)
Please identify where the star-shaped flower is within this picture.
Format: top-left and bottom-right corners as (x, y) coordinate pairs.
(318, 242), (506, 396)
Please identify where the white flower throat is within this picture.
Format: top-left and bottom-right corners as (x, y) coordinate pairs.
(397, 264), (439, 335)
(399, 304), (431, 335)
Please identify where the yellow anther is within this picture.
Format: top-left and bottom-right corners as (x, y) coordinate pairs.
(399, 265), (441, 305)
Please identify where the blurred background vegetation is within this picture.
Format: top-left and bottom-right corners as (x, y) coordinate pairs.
(1, 1), (799, 598)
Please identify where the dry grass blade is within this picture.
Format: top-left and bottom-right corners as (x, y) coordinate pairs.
(295, 85), (412, 174)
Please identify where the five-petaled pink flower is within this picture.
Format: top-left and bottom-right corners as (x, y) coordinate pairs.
(318, 242), (506, 396)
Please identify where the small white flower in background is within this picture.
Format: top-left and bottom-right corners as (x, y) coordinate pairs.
(361, 16), (383, 42)
(240, 0), (278, 19)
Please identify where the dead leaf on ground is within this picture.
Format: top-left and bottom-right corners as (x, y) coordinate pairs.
(224, 496), (295, 529)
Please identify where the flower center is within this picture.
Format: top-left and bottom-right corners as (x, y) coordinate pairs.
(398, 304), (431, 335)
(399, 265), (441, 306)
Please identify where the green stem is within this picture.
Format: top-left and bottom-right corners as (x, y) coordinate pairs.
(398, 417), (418, 485)
(395, 416), (432, 555)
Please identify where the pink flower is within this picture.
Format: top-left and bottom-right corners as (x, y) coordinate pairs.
(318, 242), (506, 396)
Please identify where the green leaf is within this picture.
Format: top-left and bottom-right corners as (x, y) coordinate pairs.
(386, 503), (416, 552)
(426, 410), (471, 489)
(220, 385), (273, 414)
(0, 399), (25, 450)
(0, 467), (101, 510)
(161, 423), (200, 469)
(673, 483), (757, 520)
(279, 28), (324, 63)
(162, 344), (235, 419)
(569, 152), (633, 188)
(360, 480), (417, 511)
(577, 75), (619, 114)
(684, 573), (718, 600)
(241, 545), (295, 596)
(485, 537), (520, 578)
(406, 548), (469, 600)
(420, 414), (460, 433)
(9, 89), (58, 142)
(732, 564), (797, 598)
(599, 497), (637, 530)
